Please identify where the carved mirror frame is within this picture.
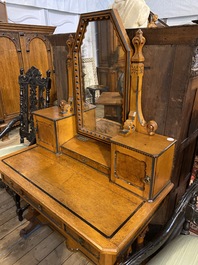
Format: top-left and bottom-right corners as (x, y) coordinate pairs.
(73, 9), (131, 142)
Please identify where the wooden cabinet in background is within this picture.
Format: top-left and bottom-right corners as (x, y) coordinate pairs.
(47, 33), (73, 102)
(96, 19), (126, 91)
(0, 23), (56, 123)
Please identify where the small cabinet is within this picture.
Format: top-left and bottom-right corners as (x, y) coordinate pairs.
(111, 132), (176, 201)
(33, 106), (76, 153)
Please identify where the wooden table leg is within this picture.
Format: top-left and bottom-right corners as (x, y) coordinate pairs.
(20, 207), (40, 237)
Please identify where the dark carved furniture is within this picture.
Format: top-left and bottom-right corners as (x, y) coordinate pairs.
(87, 85), (108, 105)
(0, 66), (51, 144)
(121, 179), (198, 265)
(19, 66), (51, 143)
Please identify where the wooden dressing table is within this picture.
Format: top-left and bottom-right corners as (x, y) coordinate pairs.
(0, 9), (176, 265)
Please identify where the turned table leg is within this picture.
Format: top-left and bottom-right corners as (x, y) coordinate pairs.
(20, 207), (40, 237)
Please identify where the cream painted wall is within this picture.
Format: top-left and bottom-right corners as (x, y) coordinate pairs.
(3, 0), (198, 33)
(4, 0), (114, 33)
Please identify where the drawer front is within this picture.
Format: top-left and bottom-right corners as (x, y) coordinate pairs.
(63, 223), (100, 262)
(2, 173), (100, 264)
(1, 174), (62, 229)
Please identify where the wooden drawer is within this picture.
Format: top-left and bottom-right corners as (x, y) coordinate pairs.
(63, 223), (100, 263)
(1, 173), (62, 229)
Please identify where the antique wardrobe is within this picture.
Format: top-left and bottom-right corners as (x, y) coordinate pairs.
(0, 23), (56, 124)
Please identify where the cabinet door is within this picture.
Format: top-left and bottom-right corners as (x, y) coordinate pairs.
(0, 90), (4, 121)
(0, 32), (22, 122)
(20, 33), (56, 103)
(34, 115), (57, 152)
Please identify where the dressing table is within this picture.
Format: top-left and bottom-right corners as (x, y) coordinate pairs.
(0, 9), (176, 265)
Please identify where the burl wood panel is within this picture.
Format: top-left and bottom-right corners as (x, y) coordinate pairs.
(116, 151), (146, 188)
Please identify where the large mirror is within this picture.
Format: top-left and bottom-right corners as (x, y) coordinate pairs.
(73, 9), (131, 142)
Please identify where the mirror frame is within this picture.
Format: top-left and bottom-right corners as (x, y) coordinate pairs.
(73, 9), (131, 142)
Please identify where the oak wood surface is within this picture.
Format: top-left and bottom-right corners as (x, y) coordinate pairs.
(96, 92), (122, 106)
(0, 145), (173, 264)
(111, 131), (176, 156)
(61, 136), (111, 172)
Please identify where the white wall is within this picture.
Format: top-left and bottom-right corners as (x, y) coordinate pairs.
(3, 0), (198, 33)
(146, 0), (198, 26)
(5, 0), (114, 33)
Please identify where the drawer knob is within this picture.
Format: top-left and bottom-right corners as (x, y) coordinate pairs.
(78, 237), (85, 245)
(38, 204), (42, 211)
(19, 189), (24, 196)
(9, 180), (14, 187)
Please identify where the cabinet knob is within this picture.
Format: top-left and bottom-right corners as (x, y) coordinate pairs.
(143, 176), (151, 184)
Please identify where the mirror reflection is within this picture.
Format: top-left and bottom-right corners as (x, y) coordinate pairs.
(81, 19), (126, 138)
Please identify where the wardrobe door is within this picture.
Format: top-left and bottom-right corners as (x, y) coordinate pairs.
(20, 32), (56, 102)
(0, 32), (22, 122)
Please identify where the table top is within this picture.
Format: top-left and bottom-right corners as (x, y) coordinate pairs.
(0, 145), (173, 253)
(96, 92), (123, 105)
(87, 85), (108, 91)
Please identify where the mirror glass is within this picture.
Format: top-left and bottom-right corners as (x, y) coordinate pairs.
(73, 10), (131, 142)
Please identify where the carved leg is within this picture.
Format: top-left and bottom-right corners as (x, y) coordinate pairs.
(182, 191), (198, 235)
(15, 193), (30, 221)
(20, 207), (40, 237)
(136, 226), (149, 250)
(89, 90), (96, 104)
(65, 236), (79, 252)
